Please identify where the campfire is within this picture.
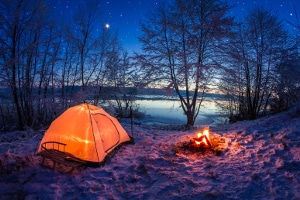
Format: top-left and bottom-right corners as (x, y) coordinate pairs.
(190, 127), (212, 148)
(175, 126), (228, 157)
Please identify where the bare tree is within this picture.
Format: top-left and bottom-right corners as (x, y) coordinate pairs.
(68, 0), (103, 92)
(272, 40), (300, 112)
(35, 20), (63, 125)
(92, 29), (122, 105)
(63, 0), (125, 106)
(218, 7), (291, 121)
(105, 46), (137, 117)
(135, 0), (234, 126)
(0, 0), (50, 129)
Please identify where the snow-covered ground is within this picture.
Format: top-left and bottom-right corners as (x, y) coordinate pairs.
(1, 104), (300, 199)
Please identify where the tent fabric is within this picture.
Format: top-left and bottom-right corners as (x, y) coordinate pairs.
(38, 103), (130, 165)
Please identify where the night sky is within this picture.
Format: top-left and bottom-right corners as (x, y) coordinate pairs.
(50, 0), (300, 53)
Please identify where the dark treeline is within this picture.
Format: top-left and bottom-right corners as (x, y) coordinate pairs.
(216, 7), (300, 122)
(0, 0), (138, 131)
(0, 0), (300, 131)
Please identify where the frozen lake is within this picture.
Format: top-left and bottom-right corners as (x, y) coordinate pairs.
(135, 96), (226, 127)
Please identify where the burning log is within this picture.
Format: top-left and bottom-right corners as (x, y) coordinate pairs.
(190, 135), (212, 148)
(190, 127), (212, 148)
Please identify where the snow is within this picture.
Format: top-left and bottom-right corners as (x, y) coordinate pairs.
(1, 105), (300, 199)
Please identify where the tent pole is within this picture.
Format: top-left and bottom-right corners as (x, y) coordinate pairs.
(130, 105), (134, 143)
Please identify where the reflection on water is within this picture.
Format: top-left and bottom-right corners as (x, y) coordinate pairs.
(136, 98), (225, 126)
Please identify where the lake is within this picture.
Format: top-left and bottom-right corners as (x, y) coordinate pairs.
(135, 96), (227, 127)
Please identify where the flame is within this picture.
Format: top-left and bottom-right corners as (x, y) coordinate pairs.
(197, 132), (202, 138)
(202, 137), (208, 145)
(203, 127), (210, 139)
(195, 127), (210, 146)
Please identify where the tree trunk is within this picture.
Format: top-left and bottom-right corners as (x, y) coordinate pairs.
(186, 109), (195, 127)
(12, 17), (24, 130)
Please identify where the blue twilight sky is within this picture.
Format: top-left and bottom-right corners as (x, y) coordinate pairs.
(50, 0), (300, 53)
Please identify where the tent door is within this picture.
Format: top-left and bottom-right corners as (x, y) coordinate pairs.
(92, 114), (120, 152)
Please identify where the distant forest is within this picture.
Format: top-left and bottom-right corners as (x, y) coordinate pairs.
(1, 0), (300, 131)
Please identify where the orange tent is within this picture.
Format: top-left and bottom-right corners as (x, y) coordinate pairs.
(38, 103), (131, 165)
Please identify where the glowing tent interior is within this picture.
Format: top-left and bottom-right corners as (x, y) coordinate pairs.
(37, 103), (131, 166)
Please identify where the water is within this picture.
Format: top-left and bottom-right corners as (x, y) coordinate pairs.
(135, 97), (226, 126)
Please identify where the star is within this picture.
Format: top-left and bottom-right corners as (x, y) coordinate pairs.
(105, 23), (110, 29)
